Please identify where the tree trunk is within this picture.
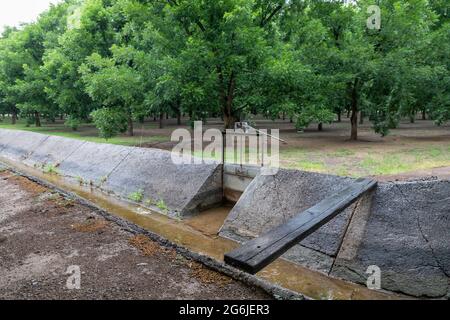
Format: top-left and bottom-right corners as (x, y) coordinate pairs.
(35, 112), (41, 127)
(350, 108), (358, 141)
(127, 114), (134, 137)
(177, 110), (182, 126)
(172, 100), (182, 126)
(350, 81), (359, 141)
(410, 114), (415, 123)
(12, 110), (17, 125)
(159, 112), (164, 129)
(359, 111), (364, 125)
(226, 73), (237, 129)
(337, 112), (341, 123)
(224, 113), (237, 129)
(218, 67), (237, 130)
(318, 123), (323, 131)
(422, 110), (426, 120)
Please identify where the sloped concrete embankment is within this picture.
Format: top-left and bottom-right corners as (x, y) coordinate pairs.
(0, 129), (222, 217)
(219, 169), (450, 298)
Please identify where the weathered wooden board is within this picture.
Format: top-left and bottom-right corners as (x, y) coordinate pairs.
(224, 178), (378, 274)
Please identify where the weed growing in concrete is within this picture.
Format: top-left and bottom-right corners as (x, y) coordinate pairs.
(156, 199), (169, 213)
(76, 176), (84, 185)
(174, 211), (182, 221)
(129, 189), (144, 203)
(43, 164), (59, 175)
(100, 175), (108, 184)
(144, 198), (155, 207)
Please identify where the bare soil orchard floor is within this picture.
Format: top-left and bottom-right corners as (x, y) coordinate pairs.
(0, 170), (269, 300)
(1, 117), (449, 177)
(140, 118), (450, 178)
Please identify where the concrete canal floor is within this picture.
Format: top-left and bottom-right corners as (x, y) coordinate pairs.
(0, 170), (269, 300)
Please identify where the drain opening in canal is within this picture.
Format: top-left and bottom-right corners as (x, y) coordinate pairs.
(185, 164), (258, 236)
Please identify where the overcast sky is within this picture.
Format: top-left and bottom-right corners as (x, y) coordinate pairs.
(0, 0), (62, 33)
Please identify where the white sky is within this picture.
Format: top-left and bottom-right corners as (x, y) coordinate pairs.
(0, 0), (62, 33)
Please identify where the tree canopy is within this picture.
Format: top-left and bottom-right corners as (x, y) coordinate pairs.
(0, 0), (448, 140)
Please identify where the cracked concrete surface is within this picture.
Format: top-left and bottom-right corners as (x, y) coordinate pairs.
(332, 180), (450, 298)
(220, 169), (357, 273)
(221, 169), (449, 298)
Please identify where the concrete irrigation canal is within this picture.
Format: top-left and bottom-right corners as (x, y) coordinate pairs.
(0, 129), (449, 300)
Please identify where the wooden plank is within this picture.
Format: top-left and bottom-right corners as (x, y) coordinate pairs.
(224, 178), (377, 274)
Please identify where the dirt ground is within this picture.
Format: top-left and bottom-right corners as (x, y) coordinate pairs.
(2, 116), (449, 177)
(132, 116), (450, 144)
(137, 117), (450, 178)
(0, 170), (270, 300)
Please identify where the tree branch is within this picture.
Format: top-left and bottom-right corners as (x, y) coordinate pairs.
(260, 4), (283, 27)
(166, 0), (206, 33)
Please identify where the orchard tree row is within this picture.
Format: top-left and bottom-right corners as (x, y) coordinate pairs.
(0, 0), (448, 140)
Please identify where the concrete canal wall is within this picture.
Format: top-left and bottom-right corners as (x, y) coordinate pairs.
(220, 168), (450, 298)
(0, 129), (222, 217)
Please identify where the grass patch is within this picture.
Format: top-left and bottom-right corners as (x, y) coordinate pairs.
(335, 166), (352, 177)
(330, 148), (356, 157)
(283, 144), (450, 176)
(280, 148), (308, 160)
(360, 149), (450, 176)
(363, 155), (413, 175)
(296, 160), (326, 172)
(407, 146), (448, 161)
(428, 147), (443, 158)
(0, 120), (168, 146)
